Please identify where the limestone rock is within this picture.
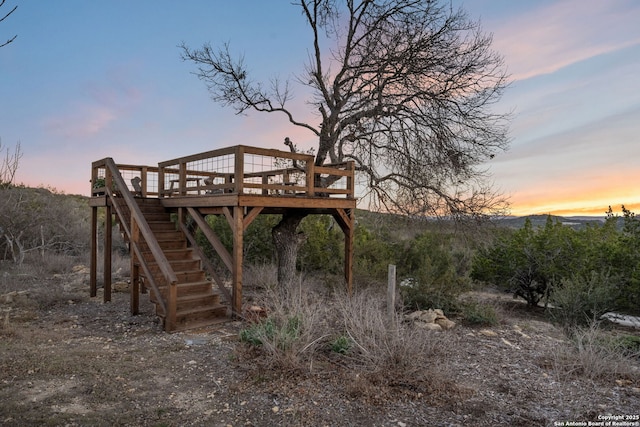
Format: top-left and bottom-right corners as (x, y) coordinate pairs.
(416, 322), (442, 331)
(435, 317), (456, 330)
(113, 281), (130, 293)
(405, 308), (455, 331)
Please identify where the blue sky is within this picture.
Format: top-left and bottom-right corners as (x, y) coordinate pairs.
(1, 0), (639, 216)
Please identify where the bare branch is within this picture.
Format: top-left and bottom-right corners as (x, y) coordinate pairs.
(181, 0), (512, 218)
(0, 139), (22, 188)
(0, 0), (17, 48)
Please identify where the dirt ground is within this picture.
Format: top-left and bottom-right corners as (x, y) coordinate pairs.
(1, 268), (640, 427)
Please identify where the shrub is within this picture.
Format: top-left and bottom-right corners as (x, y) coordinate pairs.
(548, 270), (621, 332)
(330, 335), (352, 354)
(238, 279), (329, 370)
(459, 301), (499, 326)
(336, 289), (443, 380)
(398, 232), (468, 313)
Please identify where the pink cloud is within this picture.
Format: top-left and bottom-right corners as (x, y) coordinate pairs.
(41, 64), (145, 139)
(42, 106), (117, 139)
(489, 0), (640, 81)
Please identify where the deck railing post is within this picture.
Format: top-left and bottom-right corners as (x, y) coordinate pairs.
(141, 166), (148, 197)
(234, 146), (244, 194)
(158, 166), (165, 198)
(306, 161), (315, 196)
(347, 161), (355, 198)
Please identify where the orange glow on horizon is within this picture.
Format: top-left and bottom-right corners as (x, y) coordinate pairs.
(509, 199), (640, 218)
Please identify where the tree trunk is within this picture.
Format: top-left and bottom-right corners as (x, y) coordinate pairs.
(272, 212), (307, 287)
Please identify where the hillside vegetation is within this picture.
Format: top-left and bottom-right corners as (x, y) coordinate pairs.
(1, 188), (639, 425)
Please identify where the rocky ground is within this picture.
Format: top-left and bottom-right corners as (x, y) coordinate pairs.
(1, 267), (640, 427)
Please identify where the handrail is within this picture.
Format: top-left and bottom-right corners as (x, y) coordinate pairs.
(101, 157), (178, 329)
(155, 145), (354, 199)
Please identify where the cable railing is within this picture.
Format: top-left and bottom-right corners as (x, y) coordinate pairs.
(91, 146), (355, 200)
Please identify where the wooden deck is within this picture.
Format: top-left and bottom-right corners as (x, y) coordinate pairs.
(89, 145), (356, 331)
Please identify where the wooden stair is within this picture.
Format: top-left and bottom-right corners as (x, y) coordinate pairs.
(115, 197), (229, 331)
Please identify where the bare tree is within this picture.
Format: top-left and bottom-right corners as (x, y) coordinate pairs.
(0, 139), (22, 188)
(0, 0), (17, 48)
(181, 0), (511, 284)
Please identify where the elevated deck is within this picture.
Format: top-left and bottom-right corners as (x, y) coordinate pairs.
(90, 145), (355, 209)
(89, 145), (356, 331)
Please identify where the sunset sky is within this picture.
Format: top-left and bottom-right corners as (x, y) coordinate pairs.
(1, 0), (639, 217)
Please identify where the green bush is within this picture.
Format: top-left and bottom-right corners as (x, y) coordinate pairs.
(398, 232), (468, 313)
(239, 316), (301, 350)
(460, 301), (499, 326)
(330, 335), (352, 354)
(298, 215), (344, 273)
(472, 216), (581, 306)
(548, 270), (621, 331)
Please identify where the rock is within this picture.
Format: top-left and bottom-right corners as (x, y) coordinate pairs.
(479, 329), (497, 337)
(244, 305), (267, 322)
(407, 309), (455, 330)
(435, 318), (456, 330)
(418, 310), (439, 323)
(416, 322), (442, 331)
(113, 281), (129, 293)
(406, 311), (423, 321)
(0, 290), (30, 304)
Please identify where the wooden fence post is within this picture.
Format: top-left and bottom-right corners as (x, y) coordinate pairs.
(387, 264), (396, 322)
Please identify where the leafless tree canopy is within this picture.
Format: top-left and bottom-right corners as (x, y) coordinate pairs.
(181, 0), (511, 218)
(0, 0), (17, 48)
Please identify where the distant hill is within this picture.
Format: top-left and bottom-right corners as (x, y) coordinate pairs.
(493, 214), (606, 230)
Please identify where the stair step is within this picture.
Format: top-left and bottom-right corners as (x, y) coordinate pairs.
(148, 221), (177, 231)
(149, 281), (214, 301)
(168, 305), (229, 330)
(153, 230), (184, 241)
(174, 270), (206, 283)
(112, 196), (229, 332)
(170, 316), (230, 332)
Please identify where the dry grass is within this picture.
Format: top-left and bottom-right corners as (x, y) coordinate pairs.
(238, 271), (459, 401)
(239, 273), (331, 371)
(551, 324), (640, 383)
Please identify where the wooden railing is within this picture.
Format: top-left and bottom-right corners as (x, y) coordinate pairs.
(91, 162), (160, 198)
(93, 158), (179, 330)
(91, 146), (355, 200)
(156, 145), (355, 199)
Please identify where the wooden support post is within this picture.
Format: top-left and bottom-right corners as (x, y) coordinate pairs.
(166, 281), (177, 332)
(333, 208), (355, 295)
(90, 206), (98, 297)
(231, 206), (244, 317)
(344, 208), (354, 294)
(104, 202), (112, 303)
(130, 218), (140, 315)
(131, 262), (140, 315)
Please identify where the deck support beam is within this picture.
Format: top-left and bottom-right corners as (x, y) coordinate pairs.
(90, 206), (98, 297)
(231, 206), (244, 317)
(332, 208), (355, 294)
(104, 203), (112, 302)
